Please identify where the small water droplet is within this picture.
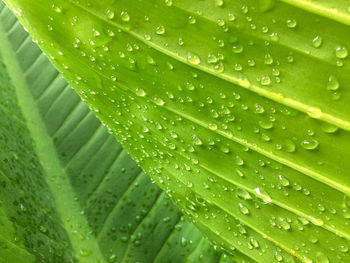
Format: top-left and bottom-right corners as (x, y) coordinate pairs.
(286, 19), (297, 28)
(239, 203), (249, 215)
(236, 188), (252, 200)
(260, 75), (271, 85)
(155, 25), (165, 35)
(327, 75), (340, 91)
(106, 9), (115, 19)
(316, 254), (329, 263)
(120, 11), (130, 22)
(312, 36), (323, 48)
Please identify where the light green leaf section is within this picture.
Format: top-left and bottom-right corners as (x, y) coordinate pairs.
(0, 3), (242, 263)
(3, 0), (350, 262)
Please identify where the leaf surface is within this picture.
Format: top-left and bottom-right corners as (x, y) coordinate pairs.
(0, 3), (239, 262)
(3, 0), (350, 262)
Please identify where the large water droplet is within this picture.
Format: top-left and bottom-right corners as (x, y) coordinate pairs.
(335, 46), (348, 59)
(187, 53), (201, 65)
(300, 139), (319, 150)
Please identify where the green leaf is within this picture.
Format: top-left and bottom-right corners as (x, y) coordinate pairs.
(3, 0), (350, 262)
(0, 3), (243, 262)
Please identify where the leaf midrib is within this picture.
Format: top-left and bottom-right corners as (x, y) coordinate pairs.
(280, 0), (350, 26)
(0, 15), (106, 263)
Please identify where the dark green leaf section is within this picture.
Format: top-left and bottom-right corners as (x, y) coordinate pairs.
(0, 25), (74, 263)
(3, 0), (350, 262)
(0, 2), (241, 263)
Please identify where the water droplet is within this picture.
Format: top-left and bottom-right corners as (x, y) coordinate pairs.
(264, 54), (274, 64)
(327, 75), (340, 91)
(308, 216), (324, 226)
(187, 53), (201, 65)
(106, 9), (115, 19)
(279, 219), (291, 230)
(312, 36), (323, 48)
(214, 62), (225, 73)
(188, 16), (196, 24)
(339, 244), (349, 253)
(300, 139), (319, 150)
(250, 238), (259, 248)
(279, 175), (290, 186)
(235, 156), (244, 166)
(136, 89), (146, 97)
(284, 139), (296, 153)
(335, 46), (348, 59)
(260, 75), (271, 85)
(120, 11), (130, 22)
(236, 188), (252, 200)
(239, 204), (249, 215)
(155, 25), (165, 35)
(154, 97), (165, 106)
(316, 254), (329, 263)
(254, 187), (271, 203)
(309, 235), (318, 244)
(274, 251), (283, 262)
(164, 0), (173, 6)
(79, 248), (91, 257)
(286, 19), (297, 28)
(208, 123), (218, 130)
(232, 45), (244, 54)
(307, 107), (322, 118)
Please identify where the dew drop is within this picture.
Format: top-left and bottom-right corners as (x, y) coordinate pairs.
(155, 25), (166, 35)
(260, 75), (271, 85)
(239, 204), (249, 215)
(106, 9), (115, 19)
(312, 36), (323, 48)
(120, 11), (130, 22)
(339, 244), (349, 253)
(135, 88), (146, 97)
(321, 122), (338, 133)
(274, 251), (283, 262)
(164, 0), (173, 6)
(326, 75), (340, 91)
(335, 46), (348, 59)
(316, 254), (329, 263)
(286, 19), (297, 28)
(300, 139), (319, 150)
(208, 123), (218, 130)
(187, 53), (201, 65)
(236, 188), (252, 200)
(279, 175), (290, 187)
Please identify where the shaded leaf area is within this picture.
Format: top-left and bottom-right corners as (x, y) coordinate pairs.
(0, 3), (242, 263)
(3, 0), (350, 262)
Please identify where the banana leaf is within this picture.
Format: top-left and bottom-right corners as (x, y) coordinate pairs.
(2, 0), (350, 262)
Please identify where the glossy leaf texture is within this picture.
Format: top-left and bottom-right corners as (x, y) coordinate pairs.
(0, 3), (239, 262)
(3, 0), (350, 262)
